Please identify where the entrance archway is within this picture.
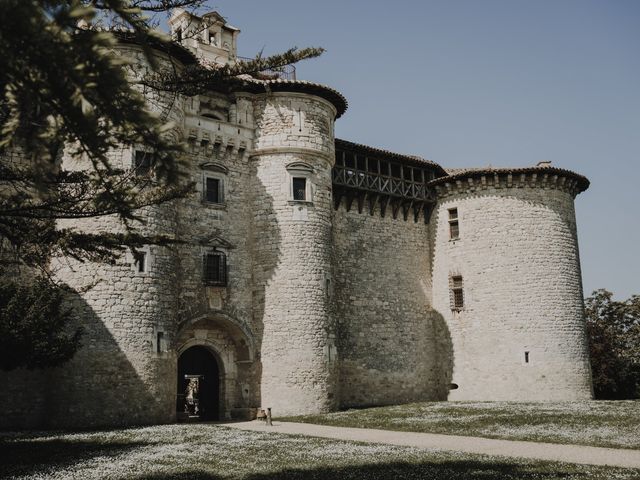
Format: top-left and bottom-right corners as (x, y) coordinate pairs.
(177, 346), (220, 420)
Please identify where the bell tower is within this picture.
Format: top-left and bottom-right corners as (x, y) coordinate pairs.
(168, 10), (240, 65)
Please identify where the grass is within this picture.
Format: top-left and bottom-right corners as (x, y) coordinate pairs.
(285, 400), (640, 449)
(1, 424), (639, 480)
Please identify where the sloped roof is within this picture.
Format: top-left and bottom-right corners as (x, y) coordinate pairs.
(335, 139), (447, 175)
(237, 78), (348, 118)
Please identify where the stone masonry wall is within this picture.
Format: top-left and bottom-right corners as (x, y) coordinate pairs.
(250, 93), (338, 415)
(171, 100), (259, 418)
(332, 208), (450, 408)
(0, 46), (187, 429)
(431, 179), (593, 401)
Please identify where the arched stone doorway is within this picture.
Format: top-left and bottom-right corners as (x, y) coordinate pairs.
(175, 313), (257, 420)
(177, 346), (221, 420)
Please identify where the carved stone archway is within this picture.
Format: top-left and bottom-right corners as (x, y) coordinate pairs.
(175, 313), (256, 420)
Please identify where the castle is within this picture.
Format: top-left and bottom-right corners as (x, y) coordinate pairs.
(0, 10), (594, 429)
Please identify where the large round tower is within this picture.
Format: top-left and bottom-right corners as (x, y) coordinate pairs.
(47, 41), (193, 428)
(248, 83), (346, 415)
(430, 165), (593, 401)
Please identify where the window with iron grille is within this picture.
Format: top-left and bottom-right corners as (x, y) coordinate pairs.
(133, 150), (154, 175)
(203, 251), (227, 286)
(292, 177), (307, 201)
(450, 275), (464, 310)
(448, 208), (460, 240)
(204, 177), (223, 203)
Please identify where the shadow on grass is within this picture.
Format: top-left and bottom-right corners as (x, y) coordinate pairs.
(133, 461), (583, 480)
(0, 438), (149, 478)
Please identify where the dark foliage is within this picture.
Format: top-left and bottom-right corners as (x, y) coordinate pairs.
(0, 277), (82, 370)
(585, 289), (640, 399)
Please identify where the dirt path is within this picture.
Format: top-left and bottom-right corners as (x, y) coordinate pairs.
(225, 421), (640, 469)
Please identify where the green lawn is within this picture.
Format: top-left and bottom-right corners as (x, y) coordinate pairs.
(285, 401), (640, 449)
(1, 424), (638, 480)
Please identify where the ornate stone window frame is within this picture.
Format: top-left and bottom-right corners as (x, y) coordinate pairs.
(201, 246), (228, 287)
(286, 161), (314, 205)
(200, 162), (228, 207)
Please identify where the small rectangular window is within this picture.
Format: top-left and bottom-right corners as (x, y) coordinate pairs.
(292, 177), (307, 201)
(134, 151), (154, 175)
(448, 208), (460, 240)
(205, 177), (222, 203)
(524, 351), (530, 363)
(133, 251), (147, 273)
(450, 275), (464, 310)
(203, 251), (227, 286)
(157, 332), (164, 354)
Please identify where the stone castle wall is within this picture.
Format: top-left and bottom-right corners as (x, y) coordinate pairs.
(0, 45), (188, 429)
(170, 98), (258, 418)
(431, 175), (593, 401)
(0, 34), (594, 429)
(332, 208), (451, 408)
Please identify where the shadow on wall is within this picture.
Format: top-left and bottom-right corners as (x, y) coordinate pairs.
(246, 160), (281, 411)
(0, 288), (170, 430)
(432, 310), (454, 400)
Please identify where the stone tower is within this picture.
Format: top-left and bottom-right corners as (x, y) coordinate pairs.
(249, 91), (339, 415)
(43, 40), (189, 427)
(430, 166), (594, 401)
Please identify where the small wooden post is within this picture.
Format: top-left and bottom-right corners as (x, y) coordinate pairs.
(266, 407), (273, 426)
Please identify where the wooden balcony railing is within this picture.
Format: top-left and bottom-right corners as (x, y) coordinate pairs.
(332, 147), (440, 223)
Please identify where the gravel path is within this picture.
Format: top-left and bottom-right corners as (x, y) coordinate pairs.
(226, 420), (640, 469)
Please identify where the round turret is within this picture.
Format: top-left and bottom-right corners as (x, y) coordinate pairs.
(430, 166), (593, 401)
(248, 85), (344, 415)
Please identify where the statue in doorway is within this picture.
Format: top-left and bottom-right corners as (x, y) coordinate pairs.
(184, 377), (200, 415)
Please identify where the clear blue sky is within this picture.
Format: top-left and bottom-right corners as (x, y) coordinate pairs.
(194, 1), (639, 299)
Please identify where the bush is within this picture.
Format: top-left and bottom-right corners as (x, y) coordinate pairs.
(585, 289), (640, 399)
(0, 277), (82, 370)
